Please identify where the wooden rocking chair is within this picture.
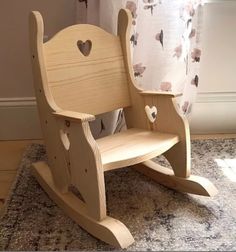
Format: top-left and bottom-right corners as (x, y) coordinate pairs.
(29, 9), (217, 248)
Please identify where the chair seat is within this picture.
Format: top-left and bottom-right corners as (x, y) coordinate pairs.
(96, 128), (179, 171)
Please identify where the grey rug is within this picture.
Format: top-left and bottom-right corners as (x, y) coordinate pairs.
(0, 139), (236, 251)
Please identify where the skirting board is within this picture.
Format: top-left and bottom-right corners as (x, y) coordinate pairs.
(0, 93), (236, 140)
(0, 97), (42, 140)
(189, 92), (236, 134)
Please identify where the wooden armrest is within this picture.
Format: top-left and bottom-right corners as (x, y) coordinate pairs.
(139, 90), (182, 98)
(53, 110), (95, 122)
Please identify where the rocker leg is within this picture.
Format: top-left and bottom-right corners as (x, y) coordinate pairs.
(163, 140), (191, 178)
(133, 160), (218, 197)
(131, 95), (217, 196)
(32, 162), (134, 248)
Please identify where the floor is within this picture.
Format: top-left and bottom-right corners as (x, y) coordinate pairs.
(0, 134), (236, 213)
(0, 140), (43, 213)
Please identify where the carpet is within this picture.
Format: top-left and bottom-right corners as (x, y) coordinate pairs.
(0, 139), (236, 251)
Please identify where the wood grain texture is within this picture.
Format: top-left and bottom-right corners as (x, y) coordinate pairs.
(140, 91), (182, 97)
(143, 94), (191, 178)
(133, 160), (218, 197)
(44, 24), (131, 115)
(29, 11), (71, 193)
(64, 120), (107, 221)
(118, 9), (191, 178)
(32, 162), (134, 248)
(28, 8), (218, 248)
(97, 128), (179, 171)
(53, 110), (95, 122)
(118, 9), (150, 130)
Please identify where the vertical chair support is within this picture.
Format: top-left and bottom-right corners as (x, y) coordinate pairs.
(118, 9), (217, 196)
(69, 121), (107, 220)
(29, 12), (70, 192)
(142, 94), (191, 178)
(118, 9), (190, 178)
(33, 111), (135, 248)
(118, 9), (150, 130)
(53, 112), (107, 221)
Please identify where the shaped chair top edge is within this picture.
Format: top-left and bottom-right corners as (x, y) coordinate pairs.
(29, 9), (132, 45)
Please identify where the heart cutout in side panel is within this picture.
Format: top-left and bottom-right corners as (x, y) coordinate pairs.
(145, 105), (157, 123)
(77, 40), (92, 56)
(60, 129), (70, 150)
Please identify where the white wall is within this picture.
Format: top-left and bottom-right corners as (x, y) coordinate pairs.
(190, 1), (236, 134)
(0, 0), (76, 140)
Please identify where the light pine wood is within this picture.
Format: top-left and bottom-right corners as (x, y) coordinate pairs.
(32, 162), (134, 248)
(60, 119), (107, 221)
(133, 161), (218, 197)
(117, 9), (191, 178)
(44, 24), (131, 116)
(53, 110), (95, 122)
(140, 91), (182, 97)
(0, 134), (232, 212)
(142, 94), (191, 178)
(118, 10), (149, 131)
(30, 12), (71, 193)
(29, 8), (218, 248)
(97, 128), (179, 171)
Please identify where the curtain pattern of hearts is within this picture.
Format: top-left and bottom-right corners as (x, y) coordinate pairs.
(76, 0), (203, 138)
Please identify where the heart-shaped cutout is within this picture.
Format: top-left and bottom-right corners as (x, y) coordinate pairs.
(145, 105), (157, 123)
(77, 40), (92, 56)
(60, 129), (70, 150)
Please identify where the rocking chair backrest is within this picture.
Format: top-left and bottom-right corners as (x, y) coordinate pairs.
(43, 24), (131, 115)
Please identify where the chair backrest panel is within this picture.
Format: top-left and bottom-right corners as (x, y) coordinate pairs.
(44, 24), (131, 115)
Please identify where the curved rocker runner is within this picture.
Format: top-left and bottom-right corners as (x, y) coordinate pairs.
(29, 8), (217, 248)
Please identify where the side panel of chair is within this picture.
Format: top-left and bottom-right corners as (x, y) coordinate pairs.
(67, 120), (107, 220)
(117, 9), (191, 178)
(142, 95), (191, 177)
(29, 12), (70, 192)
(43, 25), (131, 115)
(117, 9), (150, 130)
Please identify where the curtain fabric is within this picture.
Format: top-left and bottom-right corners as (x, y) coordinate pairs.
(76, 0), (203, 138)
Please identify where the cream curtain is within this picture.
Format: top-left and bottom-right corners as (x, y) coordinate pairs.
(76, 0), (203, 138)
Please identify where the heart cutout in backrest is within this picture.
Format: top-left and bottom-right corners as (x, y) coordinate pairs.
(145, 105), (157, 123)
(77, 40), (92, 56)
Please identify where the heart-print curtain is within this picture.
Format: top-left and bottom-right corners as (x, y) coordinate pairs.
(76, 0), (204, 139)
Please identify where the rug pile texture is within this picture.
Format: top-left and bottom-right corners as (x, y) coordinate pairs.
(0, 139), (236, 251)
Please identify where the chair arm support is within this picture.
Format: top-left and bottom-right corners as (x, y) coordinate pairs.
(52, 110), (106, 220)
(139, 93), (189, 136)
(53, 110), (95, 123)
(139, 90), (182, 98)
(140, 93), (191, 177)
